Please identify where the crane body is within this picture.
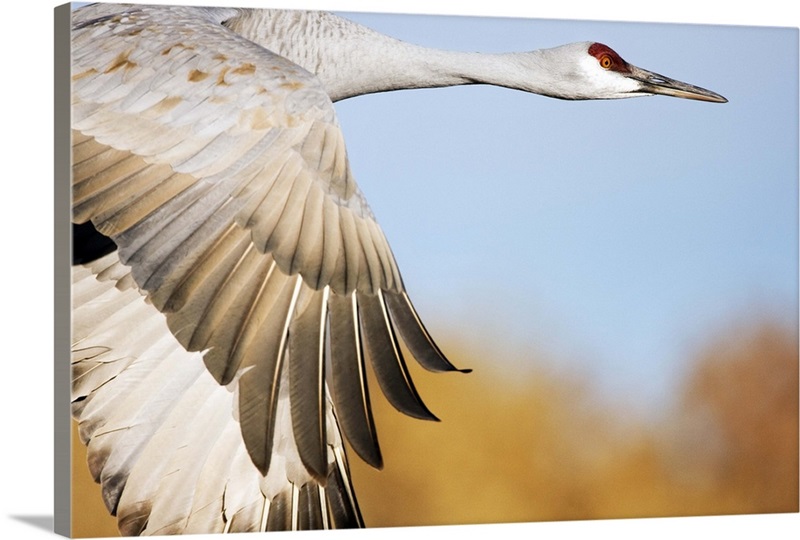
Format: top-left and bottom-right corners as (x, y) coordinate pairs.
(68, 3), (726, 535)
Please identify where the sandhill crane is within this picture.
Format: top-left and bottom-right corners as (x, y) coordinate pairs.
(68, 3), (726, 535)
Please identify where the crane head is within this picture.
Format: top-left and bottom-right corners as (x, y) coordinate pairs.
(580, 42), (727, 102)
(529, 42), (727, 103)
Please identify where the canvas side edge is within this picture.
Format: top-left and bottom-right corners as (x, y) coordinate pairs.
(54, 3), (72, 537)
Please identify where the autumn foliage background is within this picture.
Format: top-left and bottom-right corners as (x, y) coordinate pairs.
(71, 314), (798, 536)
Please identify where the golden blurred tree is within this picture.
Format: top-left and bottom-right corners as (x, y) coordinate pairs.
(678, 322), (799, 515)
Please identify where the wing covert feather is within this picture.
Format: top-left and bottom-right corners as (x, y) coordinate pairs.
(72, 10), (397, 294)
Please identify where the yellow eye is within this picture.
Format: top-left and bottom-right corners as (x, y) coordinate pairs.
(599, 55), (613, 69)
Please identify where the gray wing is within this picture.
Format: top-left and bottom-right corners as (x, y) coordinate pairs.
(70, 3), (464, 534)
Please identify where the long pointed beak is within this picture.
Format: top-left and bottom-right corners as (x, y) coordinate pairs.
(628, 65), (728, 103)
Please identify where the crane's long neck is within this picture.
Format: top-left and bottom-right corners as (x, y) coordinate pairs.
(226, 10), (558, 102)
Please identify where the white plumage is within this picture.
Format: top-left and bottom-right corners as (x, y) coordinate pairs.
(69, 3), (725, 534)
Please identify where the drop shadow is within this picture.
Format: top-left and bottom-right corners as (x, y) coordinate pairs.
(9, 515), (54, 533)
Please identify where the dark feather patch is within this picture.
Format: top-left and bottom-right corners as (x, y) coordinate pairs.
(237, 277), (300, 474)
(357, 292), (438, 421)
(384, 290), (470, 373)
(325, 448), (364, 528)
(266, 491), (291, 531)
(298, 483), (325, 530)
(289, 289), (328, 482)
(73, 221), (117, 264)
(328, 293), (383, 468)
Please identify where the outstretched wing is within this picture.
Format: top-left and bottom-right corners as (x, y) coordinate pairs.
(70, 3), (465, 534)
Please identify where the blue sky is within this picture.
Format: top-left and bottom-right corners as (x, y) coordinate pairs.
(327, 12), (799, 411)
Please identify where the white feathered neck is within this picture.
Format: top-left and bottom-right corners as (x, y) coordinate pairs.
(225, 9), (573, 102)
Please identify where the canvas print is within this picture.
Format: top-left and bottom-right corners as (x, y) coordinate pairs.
(56, 1), (798, 537)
